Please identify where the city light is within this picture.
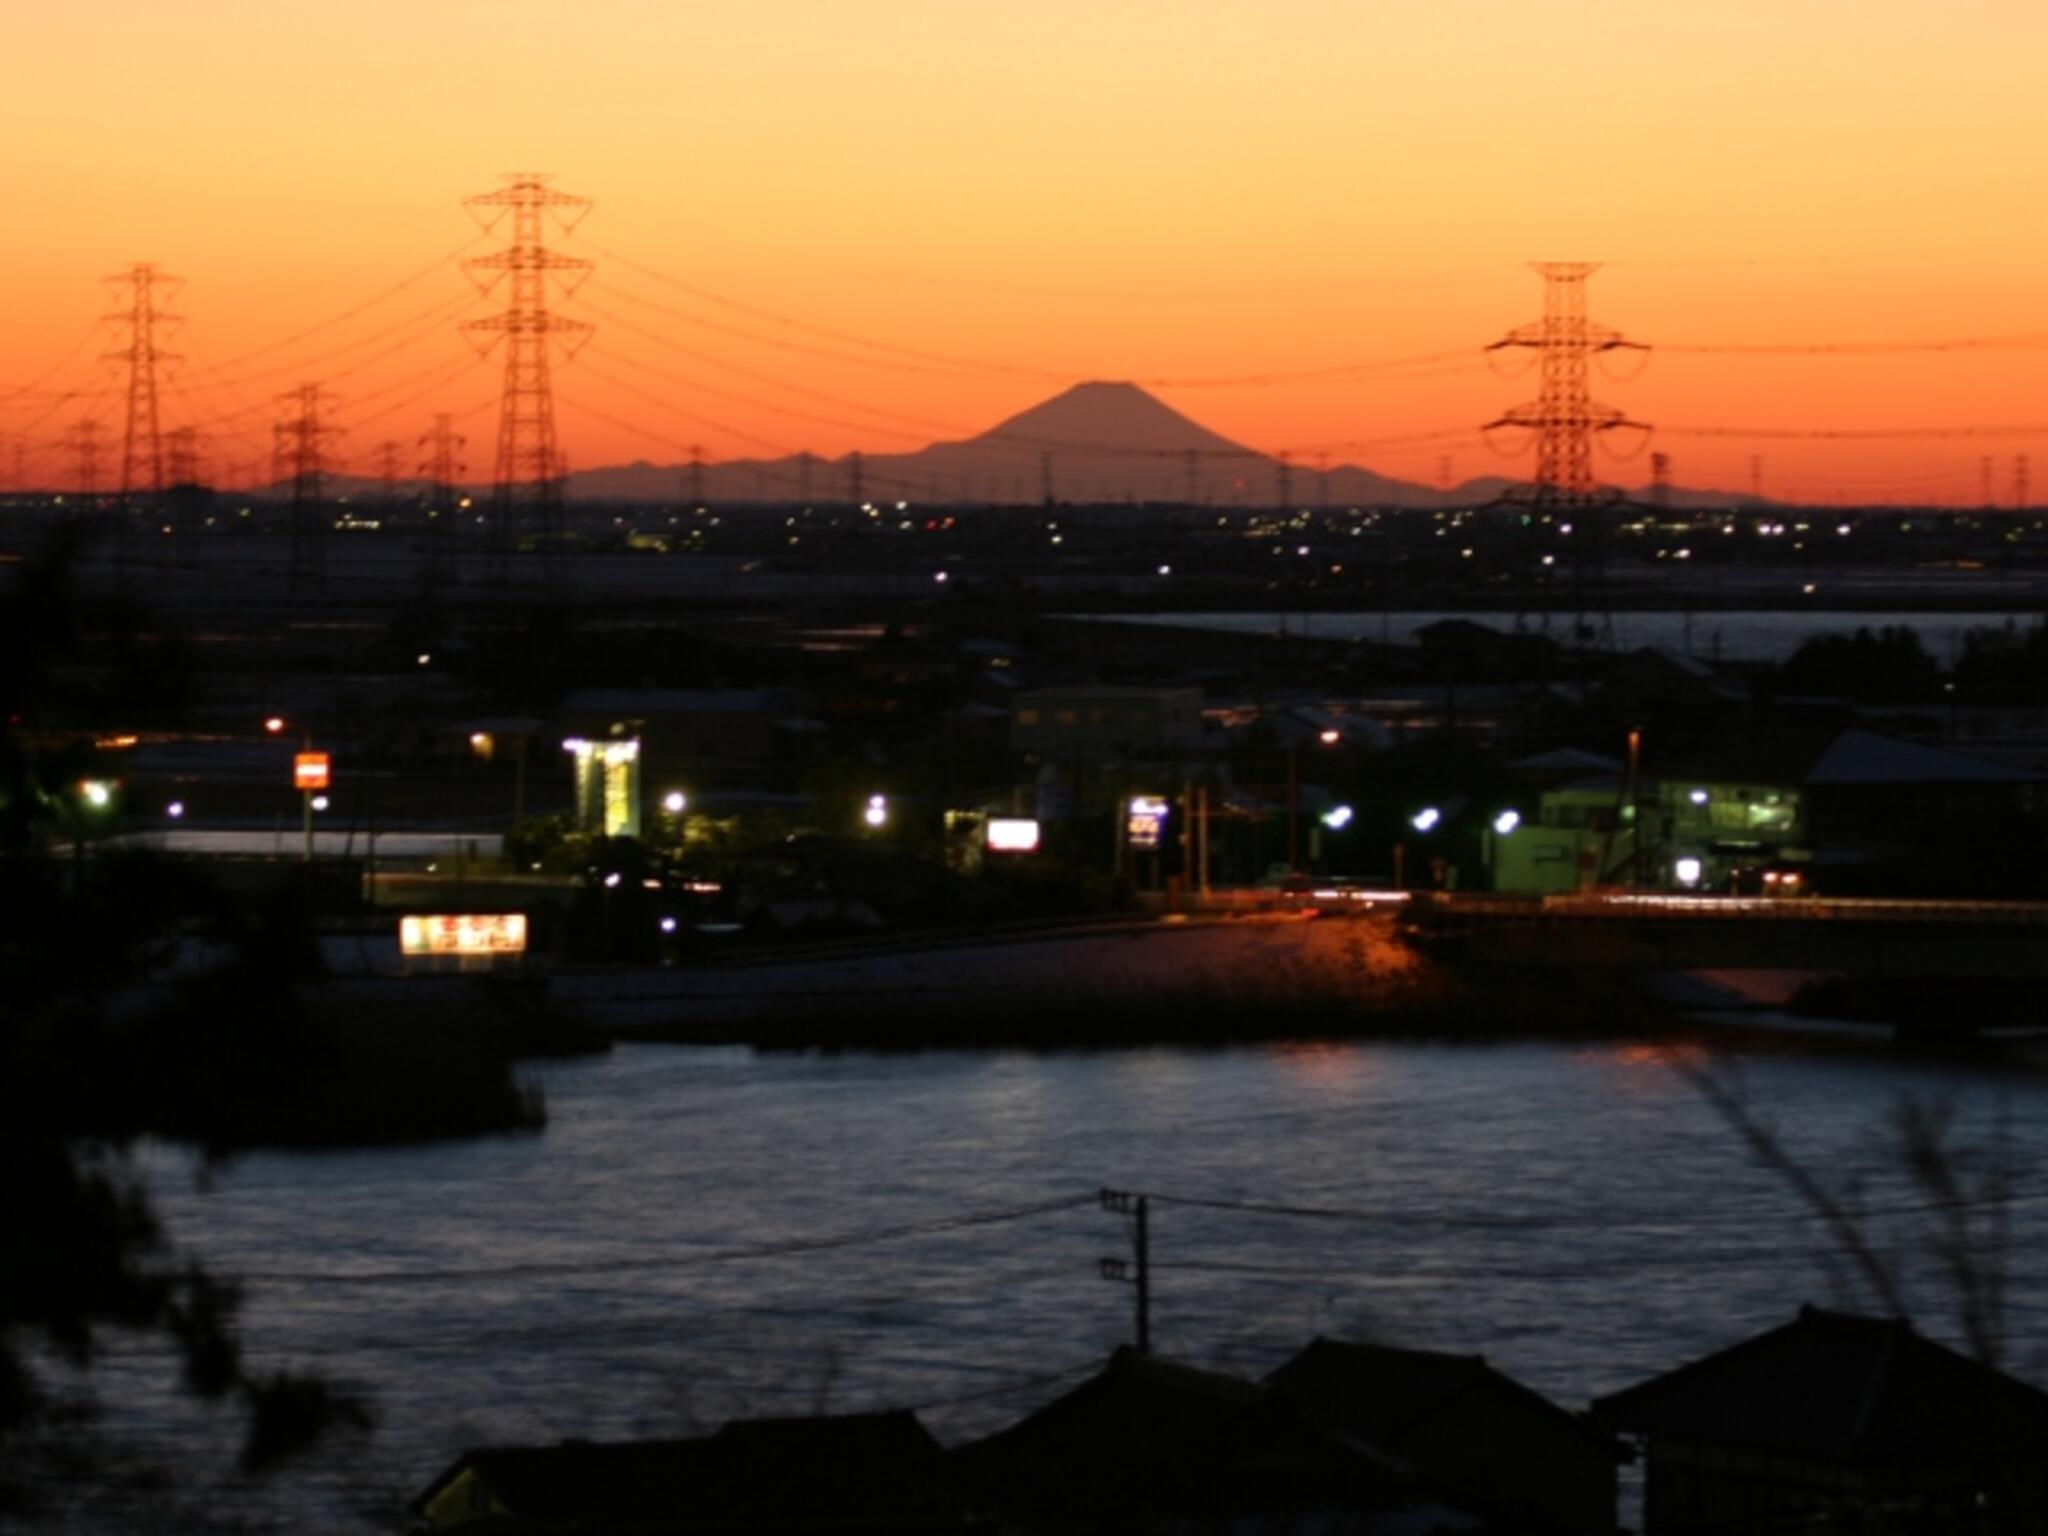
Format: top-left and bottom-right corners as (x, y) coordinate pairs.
(987, 817), (1041, 853)
(80, 779), (113, 810)
(1689, 788), (1710, 806)
(264, 716), (286, 735)
(1410, 807), (1442, 833)
(1318, 728), (1341, 746)
(1675, 857), (1704, 887)
(166, 800), (184, 819)
(662, 790), (687, 815)
(1321, 804), (1354, 831)
(311, 794), (330, 812)
(864, 793), (889, 828)
(1492, 809), (1521, 835)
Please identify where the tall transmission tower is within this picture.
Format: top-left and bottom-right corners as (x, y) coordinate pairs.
(375, 438), (404, 510)
(1485, 263), (1646, 647)
(463, 173), (592, 590)
(62, 420), (102, 516)
(1650, 451), (1672, 513)
(420, 412), (465, 584)
(279, 383), (339, 596)
(104, 263), (181, 577)
(1485, 263), (1647, 510)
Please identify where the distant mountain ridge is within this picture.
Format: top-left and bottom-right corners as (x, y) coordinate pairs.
(301, 380), (1769, 509)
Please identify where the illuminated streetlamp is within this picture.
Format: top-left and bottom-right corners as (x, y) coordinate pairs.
(863, 793), (889, 830)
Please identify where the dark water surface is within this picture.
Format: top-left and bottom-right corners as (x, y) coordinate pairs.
(74, 1040), (2048, 1531)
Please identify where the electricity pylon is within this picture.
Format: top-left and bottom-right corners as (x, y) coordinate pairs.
(420, 412), (465, 585)
(104, 263), (180, 580)
(279, 383), (340, 596)
(1485, 262), (1648, 646)
(463, 173), (592, 592)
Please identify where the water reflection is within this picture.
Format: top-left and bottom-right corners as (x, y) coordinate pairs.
(121, 1040), (2048, 1532)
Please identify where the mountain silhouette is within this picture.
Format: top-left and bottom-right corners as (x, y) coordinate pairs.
(547, 381), (1754, 508)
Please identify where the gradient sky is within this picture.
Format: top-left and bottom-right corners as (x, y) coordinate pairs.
(5, 0), (2047, 500)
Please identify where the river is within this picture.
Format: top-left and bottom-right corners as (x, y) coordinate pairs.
(1116, 607), (2044, 662)
(55, 1039), (2048, 1532)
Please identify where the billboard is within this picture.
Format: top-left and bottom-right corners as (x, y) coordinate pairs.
(986, 816), (1042, 853)
(398, 914), (529, 957)
(1126, 795), (1169, 851)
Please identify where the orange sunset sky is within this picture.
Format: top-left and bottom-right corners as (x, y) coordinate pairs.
(5, 0), (2047, 502)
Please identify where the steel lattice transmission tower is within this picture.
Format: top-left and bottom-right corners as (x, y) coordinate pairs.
(62, 420), (102, 516)
(1485, 263), (1647, 508)
(462, 173), (592, 590)
(279, 383), (340, 596)
(104, 263), (181, 577)
(419, 413), (466, 585)
(1485, 262), (1647, 645)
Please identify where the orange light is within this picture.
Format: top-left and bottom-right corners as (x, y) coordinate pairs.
(293, 752), (331, 791)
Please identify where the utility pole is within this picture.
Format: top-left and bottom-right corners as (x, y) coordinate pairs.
(1183, 449), (1200, 508)
(847, 450), (865, 508)
(1040, 450), (1055, 507)
(2015, 454), (2031, 513)
(1650, 451), (1672, 513)
(1750, 454), (1764, 504)
(1275, 451), (1292, 513)
(105, 262), (180, 584)
(463, 172), (592, 593)
(687, 442), (705, 506)
(1097, 1188), (1152, 1355)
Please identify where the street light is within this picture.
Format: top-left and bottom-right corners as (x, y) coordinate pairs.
(1410, 806), (1442, 833)
(1492, 809), (1521, 836)
(80, 779), (114, 810)
(662, 789), (687, 816)
(863, 793), (889, 829)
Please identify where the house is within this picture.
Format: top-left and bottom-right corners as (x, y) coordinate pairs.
(1592, 1306), (2048, 1534)
(1267, 1338), (1622, 1536)
(410, 1409), (983, 1533)
(949, 1345), (1480, 1533)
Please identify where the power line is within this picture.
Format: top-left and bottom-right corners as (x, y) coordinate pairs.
(183, 229), (491, 374)
(232, 1192), (1098, 1287)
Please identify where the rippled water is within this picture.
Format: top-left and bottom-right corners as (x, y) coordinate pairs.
(58, 1041), (2048, 1531)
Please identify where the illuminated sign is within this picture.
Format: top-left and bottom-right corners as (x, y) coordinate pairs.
(986, 817), (1042, 853)
(1126, 795), (1169, 851)
(399, 914), (529, 957)
(294, 752), (331, 791)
